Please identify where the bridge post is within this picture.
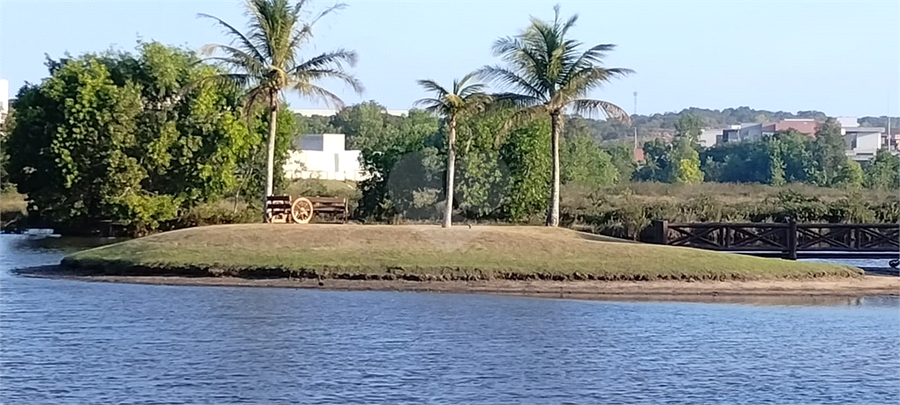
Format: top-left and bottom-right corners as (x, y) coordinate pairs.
(786, 219), (798, 260)
(652, 220), (669, 245)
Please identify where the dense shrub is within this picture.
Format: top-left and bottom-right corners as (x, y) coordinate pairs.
(562, 183), (899, 240)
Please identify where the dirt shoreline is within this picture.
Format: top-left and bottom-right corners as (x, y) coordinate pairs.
(16, 265), (900, 304)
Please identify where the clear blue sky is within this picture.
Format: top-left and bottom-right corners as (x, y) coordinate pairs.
(1, 0), (898, 117)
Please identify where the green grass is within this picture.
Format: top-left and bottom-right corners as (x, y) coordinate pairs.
(62, 224), (861, 281)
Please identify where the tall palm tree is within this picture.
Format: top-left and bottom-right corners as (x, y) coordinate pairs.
(478, 5), (632, 227)
(199, 0), (363, 203)
(415, 73), (491, 228)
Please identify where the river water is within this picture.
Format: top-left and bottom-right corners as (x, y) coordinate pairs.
(1, 234), (898, 404)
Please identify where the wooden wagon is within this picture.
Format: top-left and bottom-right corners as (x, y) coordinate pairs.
(265, 195), (349, 224)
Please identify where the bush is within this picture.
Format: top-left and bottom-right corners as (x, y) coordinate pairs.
(563, 182), (899, 240)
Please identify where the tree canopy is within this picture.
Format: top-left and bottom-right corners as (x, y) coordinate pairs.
(479, 5), (631, 226)
(199, 0), (362, 199)
(6, 42), (282, 233)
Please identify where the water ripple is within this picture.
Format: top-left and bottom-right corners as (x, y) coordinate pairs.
(2, 235), (899, 404)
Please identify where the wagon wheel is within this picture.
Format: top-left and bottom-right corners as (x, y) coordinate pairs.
(291, 197), (314, 224)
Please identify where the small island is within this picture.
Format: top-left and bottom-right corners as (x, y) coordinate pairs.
(22, 224), (895, 301)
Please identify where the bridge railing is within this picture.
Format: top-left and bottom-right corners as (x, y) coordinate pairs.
(651, 220), (899, 260)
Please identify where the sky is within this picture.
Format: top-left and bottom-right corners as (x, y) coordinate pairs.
(1, 0), (899, 118)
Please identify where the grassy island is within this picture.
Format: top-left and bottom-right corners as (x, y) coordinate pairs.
(60, 224), (861, 281)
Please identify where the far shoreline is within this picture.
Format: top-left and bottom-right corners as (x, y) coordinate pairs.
(15, 265), (900, 305)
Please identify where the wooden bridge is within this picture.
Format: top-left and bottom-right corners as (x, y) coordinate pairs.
(650, 220), (899, 260)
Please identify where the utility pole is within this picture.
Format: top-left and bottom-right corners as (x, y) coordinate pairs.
(887, 95), (892, 150)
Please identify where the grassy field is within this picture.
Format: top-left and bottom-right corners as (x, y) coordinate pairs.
(62, 224), (861, 281)
(1, 190), (27, 229)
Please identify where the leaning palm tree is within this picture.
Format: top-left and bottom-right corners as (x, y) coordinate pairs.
(478, 5), (632, 227)
(415, 74), (492, 228)
(199, 0), (363, 205)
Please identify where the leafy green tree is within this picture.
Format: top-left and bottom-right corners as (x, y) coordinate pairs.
(238, 105), (296, 202)
(353, 107), (440, 220)
(501, 118), (552, 221)
(674, 114), (702, 144)
(603, 143), (637, 182)
(561, 133), (618, 187)
(454, 107), (515, 219)
(330, 101), (389, 148)
(479, 5), (632, 226)
(637, 136), (701, 183)
(199, 0), (362, 202)
(864, 149), (900, 190)
(294, 114), (337, 136)
(701, 130), (816, 186)
(8, 59), (150, 227)
(415, 73), (491, 228)
(811, 118), (848, 186)
(770, 129), (814, 183)
(672, 158), (703, 184)
(833, 160), (864, 189)
(7, 44), (262, 233)
(0, 108), (14, 191)
(99, 42), (253, 204)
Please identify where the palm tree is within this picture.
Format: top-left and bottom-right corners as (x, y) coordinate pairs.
(478, 5), (632, 227)
(415, 73), (491, 228)
(199, 0), (363, 204)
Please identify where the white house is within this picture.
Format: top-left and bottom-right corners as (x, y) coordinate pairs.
(843, 127), (885, 161)
(698, 128), (721, 147)
(283, 133), (367, 181)
(839, 117), (886, 161)
(720, 123), (763, 143)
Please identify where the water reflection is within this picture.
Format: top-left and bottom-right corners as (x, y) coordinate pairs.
(1, 234), (899, 404)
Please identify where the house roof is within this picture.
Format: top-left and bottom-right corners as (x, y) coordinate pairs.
(772, 120), (817, 135)
(633, 147), (644, 162)
(845, 127), (885, 133)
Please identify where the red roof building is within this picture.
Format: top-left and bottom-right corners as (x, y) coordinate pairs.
(762, 119), (818, 136)
(633, 147), (644, 163)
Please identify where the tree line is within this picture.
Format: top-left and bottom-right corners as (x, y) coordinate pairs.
(2, 0), (897, 235)
(632, 114), (900, 190)
(3, 1), (636, 232)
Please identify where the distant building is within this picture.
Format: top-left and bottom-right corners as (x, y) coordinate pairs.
(0, 79), (8, 124)
(836, 117), (860, 128)
(721, 123), (763, 143)
(283, 134), (367, 181)
(843, 128), (885, 161)
(294, 108), (408, 117)
(839, 117), (887, 161)
(698, 129), (721, 147)
(633, 147), (645, 163)
(761, 119), (817, 136)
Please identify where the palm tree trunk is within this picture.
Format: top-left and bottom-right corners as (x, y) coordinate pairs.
(265, 99), (278, 197)
(546, 111), (561, 227)
(443, 118), (457, 228)
(262, 96), (278, 223)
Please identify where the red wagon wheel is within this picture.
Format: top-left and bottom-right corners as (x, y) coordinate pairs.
(291, 197), (314, 224)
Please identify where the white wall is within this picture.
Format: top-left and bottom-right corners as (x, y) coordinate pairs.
(699, 129), (720, 147)
(294, 134), (347, 152)
(284, 150), (366, 181)
(740, 123), (763, 142)
(285, 133), (368, 181)
(321, 134), (345, 152)
(854, 132), (882, 153)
